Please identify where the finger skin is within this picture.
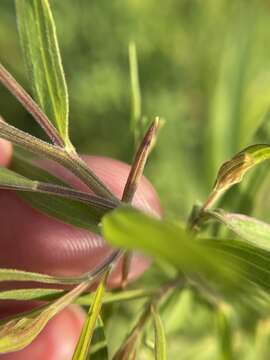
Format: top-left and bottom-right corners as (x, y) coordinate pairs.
(0, 139), (12, 167)
(0, 151), (162, 359)
(0, 305), (85, 360)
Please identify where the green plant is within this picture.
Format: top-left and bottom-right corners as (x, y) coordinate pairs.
(1, 1), (270, 359)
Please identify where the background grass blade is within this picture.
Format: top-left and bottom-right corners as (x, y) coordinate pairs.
(0, 280), (88, 353)
(216, 304), (233, 360)
(151, 305), (167, 360)
(16, 0), (70, 144)
(129, 41), (142, 147)
(72, 272), (108, 360)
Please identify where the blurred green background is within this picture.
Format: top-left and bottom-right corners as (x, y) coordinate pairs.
(2, 2), (270, 358)
(2, 0), (270, 221)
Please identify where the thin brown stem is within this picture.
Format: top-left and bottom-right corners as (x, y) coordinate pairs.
(0, 63), (64, 147)
(121, 117), (161, 287)
(113, 278), (183, 360)
(122, 117), (160, 203)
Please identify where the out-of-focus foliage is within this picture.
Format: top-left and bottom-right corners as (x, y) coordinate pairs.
(2, 0), (270, 359)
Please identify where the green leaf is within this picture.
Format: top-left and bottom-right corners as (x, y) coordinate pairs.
(0, 268), (71, 285)
(0, 167), (37, 190)
(16, 0), (70, 144)
(10, 154), (115, 231)
(102, 208), (270, 300)
(203, 144), (270, 210)
(0, 287), (155, 305)
(72, 272), (108, 360)
(0, 288), (64, 301)
(0, 280), (88, 353)
(151, 305), (167, 360)
(102, 208), (237, 287)
(208, 210), (270, 251)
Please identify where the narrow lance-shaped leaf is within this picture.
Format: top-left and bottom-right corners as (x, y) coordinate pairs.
(16, 0), (70, 145)
(0, 268), (70, 285)
(0, 280), (89, 354)
(0, 165), (116, 232)
(207, 210), (270, 251)
(0, 287), (156, 305)
(151, 305), (167, 360)
(72, 272), (108, 360)
(202, 144), (270, 210)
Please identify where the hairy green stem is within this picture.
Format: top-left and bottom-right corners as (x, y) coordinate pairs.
(0, 117), (118, 201)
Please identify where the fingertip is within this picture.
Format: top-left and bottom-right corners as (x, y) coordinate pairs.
(0, 139), (12, 167)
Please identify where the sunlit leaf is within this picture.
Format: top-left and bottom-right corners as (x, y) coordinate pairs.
(204, 144), (270, 210)
(16, 0), (70, 144)
(0, 281), (88, 353)
(72, 272), (108, 360)
(151, 305), (167, 360)
(208, 210), (270, 251)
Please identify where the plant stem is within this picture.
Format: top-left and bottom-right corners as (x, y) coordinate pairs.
(121, 117), (161, 287)
(113, 278), (182, 360)
(0, 63), (64, 147)
(0, 117), (118, 201)
(122, 117), (160, 203)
